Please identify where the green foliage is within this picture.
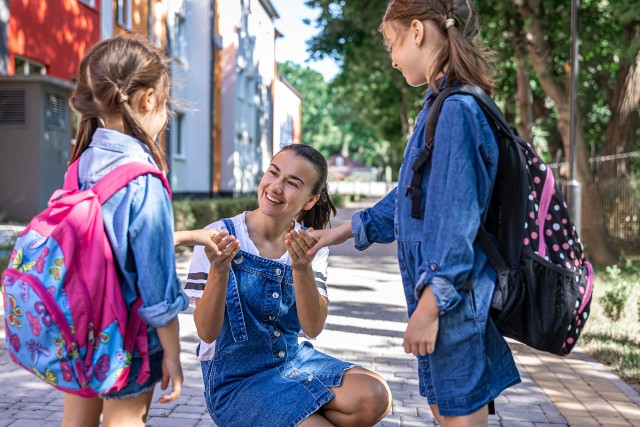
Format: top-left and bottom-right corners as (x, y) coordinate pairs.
(306, 0), (640, 173)
(172, 198), (258, 230)
(600, 265), (631, 321)
(278, 60), (391, 169)
(581, 262), (640, 387)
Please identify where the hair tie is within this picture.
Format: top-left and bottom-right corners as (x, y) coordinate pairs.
(445, 18), (456, 29)
(116, 91), (129, 105)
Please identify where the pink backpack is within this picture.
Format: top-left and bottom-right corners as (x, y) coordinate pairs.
(1, 160), (171, 397)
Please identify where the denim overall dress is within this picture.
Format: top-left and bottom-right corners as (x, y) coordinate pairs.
(200, 219), (355, 426)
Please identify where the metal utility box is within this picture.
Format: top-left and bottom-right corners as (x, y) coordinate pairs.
(0, 76), (74, 222)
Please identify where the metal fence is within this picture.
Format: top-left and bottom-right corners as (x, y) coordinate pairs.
(549, 151), (640, 254)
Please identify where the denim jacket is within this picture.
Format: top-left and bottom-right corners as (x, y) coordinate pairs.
(78, 128), (188, 354)
(352, 83), (499, 315)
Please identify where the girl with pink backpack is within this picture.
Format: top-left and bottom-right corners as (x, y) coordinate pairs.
(58, 35), (212, 426)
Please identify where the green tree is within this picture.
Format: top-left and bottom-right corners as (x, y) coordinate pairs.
(306, 0), (640, 263)
(279, 60), (391, 170)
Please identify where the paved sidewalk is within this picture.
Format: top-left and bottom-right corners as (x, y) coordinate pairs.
(0, 201), (639, 426)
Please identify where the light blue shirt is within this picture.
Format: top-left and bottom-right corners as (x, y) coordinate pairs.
(78, 128), (188, 354)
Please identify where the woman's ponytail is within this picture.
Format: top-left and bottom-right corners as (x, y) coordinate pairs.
(297, 182), (337, 230)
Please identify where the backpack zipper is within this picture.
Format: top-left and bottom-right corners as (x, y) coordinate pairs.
(63, 222), (99, 368)
(579, 261), (594, 314)
(537, 167), (555, 259)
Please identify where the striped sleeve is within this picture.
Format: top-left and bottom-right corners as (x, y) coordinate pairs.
(184, 243), (210, 301)
(311, 247), (329, 301)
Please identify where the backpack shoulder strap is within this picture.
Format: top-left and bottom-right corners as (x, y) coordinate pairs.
(91, 162), (172, 204)
(410, 84), (514, 219)
(63, 160), (81, 191)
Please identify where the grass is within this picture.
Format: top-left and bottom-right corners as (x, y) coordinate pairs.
(579, 260), (640, 393)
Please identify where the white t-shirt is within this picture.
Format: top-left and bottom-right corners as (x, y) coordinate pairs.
(184, 212), (330, 361)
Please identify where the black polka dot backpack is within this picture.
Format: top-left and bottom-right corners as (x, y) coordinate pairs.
(408, 84), (594, 356)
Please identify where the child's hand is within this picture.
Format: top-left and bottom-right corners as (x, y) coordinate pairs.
(205, 230), (240, 272)
(175, 229), (220, 254)
(285, 228), (318, 270)
(158, 352), (183, 403)
(403, 288), (440, 356)
(306, 222), (353, 257)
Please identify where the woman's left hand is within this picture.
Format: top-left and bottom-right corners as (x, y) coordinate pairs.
(285, 228), (318, 270)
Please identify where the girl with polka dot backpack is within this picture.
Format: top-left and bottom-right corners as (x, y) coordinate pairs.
(408, 84), (594, 356)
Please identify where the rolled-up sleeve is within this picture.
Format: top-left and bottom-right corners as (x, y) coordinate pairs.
(129, 175), (189, 327)
(352, 187), (397, 251)
(414, 99), (497, 314)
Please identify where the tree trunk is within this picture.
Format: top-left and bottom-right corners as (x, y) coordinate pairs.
(520, 0), (618, 264)
(601, 28), (640, 180)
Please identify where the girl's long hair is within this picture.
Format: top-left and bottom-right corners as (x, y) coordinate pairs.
(382, 0), (495, 94)
(68, 34), (171, 172)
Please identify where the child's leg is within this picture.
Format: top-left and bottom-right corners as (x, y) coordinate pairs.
(102, 389), (155, 427)
(61, 394), (102, 427)
(431, 403), (489, 427)
(320, 367), (391, 427)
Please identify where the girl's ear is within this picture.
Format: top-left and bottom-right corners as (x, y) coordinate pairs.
(411, 19), (425, 47)
(137, 87), (156, 113)
(302, 194), (321, 211)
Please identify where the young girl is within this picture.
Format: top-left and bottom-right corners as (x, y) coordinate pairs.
(185, 144), (391, 427)
(61, 35), (211, 426)
(307, 1), (521, 425)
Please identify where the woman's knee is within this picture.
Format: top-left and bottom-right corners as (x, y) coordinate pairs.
(349, 370), (392, 421)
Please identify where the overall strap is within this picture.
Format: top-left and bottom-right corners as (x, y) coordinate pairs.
(222, 218), (237, 237)
(221, 218), (248, 342)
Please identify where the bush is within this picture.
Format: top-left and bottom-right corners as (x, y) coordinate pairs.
(600, 265), (630, 322)
(173, 198), (258, 230)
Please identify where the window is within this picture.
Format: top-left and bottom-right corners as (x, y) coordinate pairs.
(171, 112), (186, 158)
(14, 56), (46, 76)
(173, 11), (186, 61)
(117, 0), (132, 30)
(78, 0), (96, 8)
(0, 90), (27, 126)
(45, 93), (67, 130)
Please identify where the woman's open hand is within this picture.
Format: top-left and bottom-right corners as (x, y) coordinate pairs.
(285, 228), (318, 270)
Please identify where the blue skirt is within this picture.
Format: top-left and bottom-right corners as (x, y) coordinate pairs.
(201, 341), (356, 427)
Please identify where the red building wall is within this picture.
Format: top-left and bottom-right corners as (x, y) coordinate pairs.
(8, 0), (101, 81)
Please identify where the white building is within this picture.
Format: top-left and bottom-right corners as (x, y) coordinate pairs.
(166, 0), (300, 197)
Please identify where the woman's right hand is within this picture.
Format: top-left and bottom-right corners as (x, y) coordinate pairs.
(205, 230), (241, 271)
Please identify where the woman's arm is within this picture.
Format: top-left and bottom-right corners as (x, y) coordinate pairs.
(193, 231), (240, 343)
(286, 228), (327, 338)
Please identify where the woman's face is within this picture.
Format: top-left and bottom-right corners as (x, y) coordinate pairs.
(258, 149), (320, 221)
(382, 19), (445, 87)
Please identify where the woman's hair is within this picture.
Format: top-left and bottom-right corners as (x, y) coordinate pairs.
(279, 144), (336, 230)
(381, 0), (495, 94)
(68, 34), (171, 171)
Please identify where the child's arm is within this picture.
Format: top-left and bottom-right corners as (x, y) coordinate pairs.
(155, 317), (183, 403)
(403, 287), (440, 356)
(285, 228), (328, 338)
(306, 221), (353, 257)
(174, 229), (221, 255)
(193, 231), (240, 343)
